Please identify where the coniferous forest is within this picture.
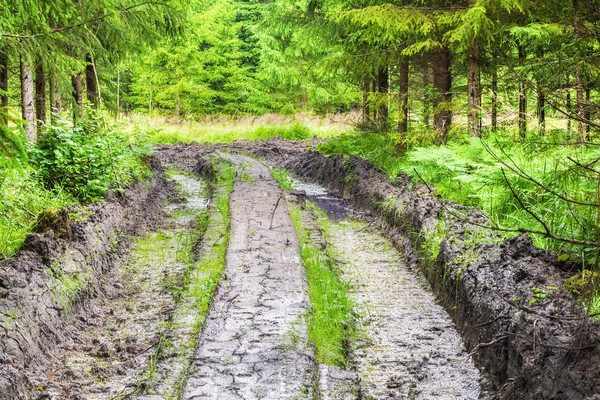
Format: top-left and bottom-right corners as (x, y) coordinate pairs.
(3, 1), (600, 309)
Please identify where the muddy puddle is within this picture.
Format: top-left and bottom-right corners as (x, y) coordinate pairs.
(39, 171), (213, 399)
(290, 178), (349, 220)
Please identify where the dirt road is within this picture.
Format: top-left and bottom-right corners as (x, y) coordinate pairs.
(182, 154), (316, 399)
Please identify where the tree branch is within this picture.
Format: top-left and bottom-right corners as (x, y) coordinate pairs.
(0, 1), (173, 40)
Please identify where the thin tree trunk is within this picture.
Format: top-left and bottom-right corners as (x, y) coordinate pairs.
(574, 0), (586, 142)
(35, 60), (47, 126)
(518, 46), (527, 138)
(398, 57), (409, 135)
(585, 85), (591, 134)
(467, 38), (481, 136)
(422, 57), (431, 129)
(491, 65), (498, 132)
(377, 64), (389, 129)
(72, 72), (83, 123)
(20, 56), (36, 141)
(116, 65), (120, 120)
(49, 71), (61, 118)
(0, 52), (8, 109)
(567, 88), (573, 132)
(433, 46), (452, 144)
(85, 54), (98, 106)
(537, 85), (545, 135)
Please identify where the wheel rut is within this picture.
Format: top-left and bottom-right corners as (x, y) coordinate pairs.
(323, 218), (482, 399)
(182, 154), (315, 399)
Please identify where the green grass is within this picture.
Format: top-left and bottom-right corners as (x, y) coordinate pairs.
(320, 130), (600, 264)
(289, 203), (354, 367)
(123, 114), (349, 145)
(271, 168), (293, 191)
(0, 167), (76, 258)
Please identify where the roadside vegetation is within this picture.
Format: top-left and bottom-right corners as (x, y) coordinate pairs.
(0, 110), (150, 259)
(288, 202), (355, 367)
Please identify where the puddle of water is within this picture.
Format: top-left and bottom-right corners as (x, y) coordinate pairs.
(290, 178), (349, 220)
(166, 174), (210, 213)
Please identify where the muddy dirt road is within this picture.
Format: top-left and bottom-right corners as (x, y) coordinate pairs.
(12, 141), (597, 399)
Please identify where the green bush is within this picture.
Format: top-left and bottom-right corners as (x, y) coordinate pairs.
(31, 112), (152, 202)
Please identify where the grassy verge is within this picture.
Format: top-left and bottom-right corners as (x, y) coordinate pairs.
(123, 113), (349, 145)
(288, 202), (355, 367)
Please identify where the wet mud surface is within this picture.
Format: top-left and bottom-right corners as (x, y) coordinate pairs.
(1, 138), (599, 399)
(325, 219), (481, 399)
(182, 154), (315, 399)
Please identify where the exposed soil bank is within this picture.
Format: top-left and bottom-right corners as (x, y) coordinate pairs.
(283, 151), (600, 400)
(0, 159), (172, 399)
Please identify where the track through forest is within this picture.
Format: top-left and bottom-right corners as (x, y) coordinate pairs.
(3, 140), (599, 400)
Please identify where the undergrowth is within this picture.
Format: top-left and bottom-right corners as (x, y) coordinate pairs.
(125, 114), (349, 145)
(0, 109), (151, 259)
(289, 203), (354, 367)
(320, 131), (600, 266)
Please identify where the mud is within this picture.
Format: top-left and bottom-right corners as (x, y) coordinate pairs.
(0, 160), (172, 399)
(182, 154), (315, 399)
(284, 151), (600, 399)
(2, 137), (599, 400)
(324, 218), (481, 399)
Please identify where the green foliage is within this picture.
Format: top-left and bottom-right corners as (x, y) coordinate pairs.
(0, 167), (75, 257)
(30, 111), (151, 202)
(289, 204), (354, 367)
(320, 130), (600, 266)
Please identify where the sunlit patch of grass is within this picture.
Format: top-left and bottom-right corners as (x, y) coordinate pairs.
(122, 113), (351, 145)
(0, 167), (76, 258)
(289, 203), (354, 367)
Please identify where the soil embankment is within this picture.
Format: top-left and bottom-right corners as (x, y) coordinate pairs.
(284, 151), (600, 399)
(0, 160), (172, 399)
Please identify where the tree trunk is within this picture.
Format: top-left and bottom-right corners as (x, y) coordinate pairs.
(566, 76), (572, 132)
(398, 57), (409, 135)
(49, 71), (61, 118)
(422, 57), (431, 129)
(467, 38), (481, 136)
(377, 64), (389, 129)
(20, 57), (36, 141)
(537, 85), (545, 135)
(585, 85), (591, 134)
(574, 0), (586, 142)
(362, 78), (369, 127)
(85, 54), (98, 106)
(518, 46), (527, 138)
(35, 60), (47, 126)
(0, 52), (8, 109)
(432, 46), (452, 144)
(491, 65), (498, 132)
(72, 73), (83, 123)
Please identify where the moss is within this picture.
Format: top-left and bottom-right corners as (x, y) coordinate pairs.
(564, 270), (599, 297)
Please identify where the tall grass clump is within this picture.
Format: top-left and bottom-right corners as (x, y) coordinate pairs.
(289, 204), (354, 367)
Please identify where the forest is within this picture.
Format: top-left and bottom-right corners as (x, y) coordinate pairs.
(2, 0), (600, 303)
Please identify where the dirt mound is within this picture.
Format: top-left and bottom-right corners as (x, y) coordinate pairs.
(0, 158), (172, 399)
(284, 151), (600, 400)
(154, 136), (315, 170)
